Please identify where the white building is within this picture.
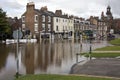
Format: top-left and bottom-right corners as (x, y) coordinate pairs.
(53, 16), (74, 39)
(53, 10), (74, 39)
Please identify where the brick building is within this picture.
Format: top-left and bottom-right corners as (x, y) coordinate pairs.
(113, 19), (120, 33)
(21, 2), (75, 39)
(21, 2), (55, 39)
(102, 5), (120, 34)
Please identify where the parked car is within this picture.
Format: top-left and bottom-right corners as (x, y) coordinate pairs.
(107, 34), (115, 40)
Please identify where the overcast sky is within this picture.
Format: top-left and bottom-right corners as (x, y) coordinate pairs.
(0, 0), (120, 19)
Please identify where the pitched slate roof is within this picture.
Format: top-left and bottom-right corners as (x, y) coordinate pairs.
(35, 9), (55, 16)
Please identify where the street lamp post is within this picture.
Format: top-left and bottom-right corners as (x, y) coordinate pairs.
(89, 38), (92, 54)
(89, 31), (92, 60)
(89, 36), (92, 60)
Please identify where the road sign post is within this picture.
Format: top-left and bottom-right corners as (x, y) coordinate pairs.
(13, 30), (23, 78)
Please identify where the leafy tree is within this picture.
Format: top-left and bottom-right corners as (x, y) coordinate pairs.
(0, 8), (11, 40)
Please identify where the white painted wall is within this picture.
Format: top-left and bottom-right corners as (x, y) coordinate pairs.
(53, 17), (74, 33)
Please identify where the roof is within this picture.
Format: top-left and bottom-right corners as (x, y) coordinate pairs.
(35, 9), (55, 16)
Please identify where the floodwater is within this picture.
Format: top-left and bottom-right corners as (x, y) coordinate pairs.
(0, 39), (107, 80)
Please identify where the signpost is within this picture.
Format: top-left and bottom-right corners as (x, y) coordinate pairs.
(13, 30), (23, 78)
(13, 30), (23, 39)
(83, 30), (93, 60)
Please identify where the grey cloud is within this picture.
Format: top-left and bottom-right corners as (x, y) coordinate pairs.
(109, 0), (120, 18)
(33, 0), (52, 3)
(0, 1), (23, 9)
(1, 0), (120, 18)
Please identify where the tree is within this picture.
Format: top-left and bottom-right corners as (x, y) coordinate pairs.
(0, 8), (11, 40)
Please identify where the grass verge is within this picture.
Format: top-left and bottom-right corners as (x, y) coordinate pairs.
(95, 46), (120, 51)
(109, 38), (120, 45)
(81, 53), (120, 58)
(15, 74), (114, 80)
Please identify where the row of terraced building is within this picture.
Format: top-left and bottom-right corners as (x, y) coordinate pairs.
(21, 2), (116, 40)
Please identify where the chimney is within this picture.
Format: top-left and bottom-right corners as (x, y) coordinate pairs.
(101, 11), (104, 20)
(55, 10), (62, 16)
(26, 2), (35, 11)
(40, 6), (48, 12)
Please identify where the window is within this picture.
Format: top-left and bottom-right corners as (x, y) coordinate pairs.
(48, 16), (51, 22)
(63, 26), (64, 31)
(56, 26), (58, 31)
(56, 18), (58, 22)
(42, 15), (45, 22)
(65, 26), (67, 30)
(59, 19), (60, 22)
(34, 24), (38, 32)
(42, 24), (45, 31)
(48, 24), (51, 31)
(69, 26), (70, 30)
(104, 22), (106, 25)
(22, 16), (25, 22)
(22, 24), (25, 31)
(35, 15), (38, 22)
(66, 20), (67, 22)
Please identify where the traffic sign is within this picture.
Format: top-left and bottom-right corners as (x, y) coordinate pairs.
(13, 30), (23, 39)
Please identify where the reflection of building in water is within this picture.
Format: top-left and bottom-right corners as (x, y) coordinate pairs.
(21, 43), (35, 74)
(0, 44), (9, 71)
(37, 40), (55, 72)
(53, 40), (74, 66)
(21, 40), (74, 74)
(54, 41), (62, 66)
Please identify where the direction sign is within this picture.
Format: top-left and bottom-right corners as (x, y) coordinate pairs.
(13, 30), (23, 39)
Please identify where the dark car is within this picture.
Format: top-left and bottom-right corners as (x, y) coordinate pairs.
(107, 34), (115, 40)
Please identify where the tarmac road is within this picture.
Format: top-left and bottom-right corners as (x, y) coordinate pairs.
(70, 58), (120, 79)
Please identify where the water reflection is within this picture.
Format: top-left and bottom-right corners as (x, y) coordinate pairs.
(0, 40), (107, 80)
(21, 40), (76, 74)
(0, 44), (9, 72)
(0, 44), (16, 80)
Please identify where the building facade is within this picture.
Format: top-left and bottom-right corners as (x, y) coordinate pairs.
(21, 2), (55, 39)
(21, 2), (74, 39)
(53, 10), (74, 39)
(21, 2), (119, 40)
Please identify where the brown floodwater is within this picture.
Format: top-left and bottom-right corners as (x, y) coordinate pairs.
(0, 39), (107, 80)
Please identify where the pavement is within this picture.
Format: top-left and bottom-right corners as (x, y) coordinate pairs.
(70, 58), (120, 79)
(114, 34), (120, 38)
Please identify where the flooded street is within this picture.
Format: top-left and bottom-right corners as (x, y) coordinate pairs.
(0, 40), (107, 80)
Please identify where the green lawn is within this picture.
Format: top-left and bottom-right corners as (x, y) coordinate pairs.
(90, 38), (120, 58)
(16, 74), (114, 80)
(81, 53), (120, 58)
(109, 38), (120, 45)
(95, 46), (120, 51)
